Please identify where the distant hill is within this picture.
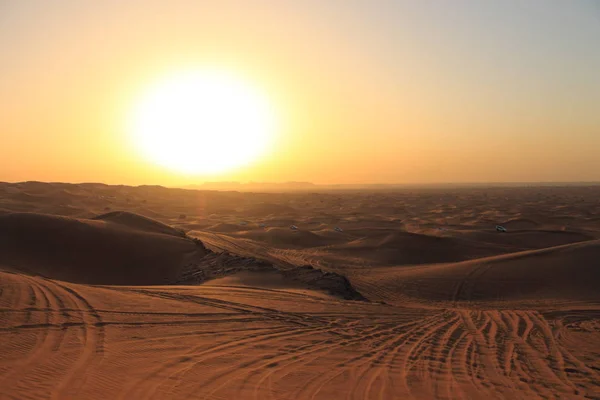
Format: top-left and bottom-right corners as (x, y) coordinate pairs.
(187, 181), (317, 192)
(184, 181), (600, 192)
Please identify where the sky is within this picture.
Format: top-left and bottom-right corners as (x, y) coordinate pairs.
(1, 0), (599, 186)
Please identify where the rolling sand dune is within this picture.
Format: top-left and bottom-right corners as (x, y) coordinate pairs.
(0, 212), (206, 285)
(456, 229), (597, 251)
(1, 182), (600, 399)
(235, 227), (347, 249)
(319, 231), (510, 266)
(243, 202), (297, 216)
(92, 210), (188, 237)
(353, 240), (600, 305)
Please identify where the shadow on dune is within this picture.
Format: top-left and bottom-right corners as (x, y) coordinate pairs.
(0, 211), (365, 300)
(0, 212), (205, 285)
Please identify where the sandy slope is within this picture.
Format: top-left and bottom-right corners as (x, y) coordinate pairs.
(352, 240), (600, 305)
(1, 182), (599, 399)
(1, 271), (598, 399)
(0, 212), (206, 285)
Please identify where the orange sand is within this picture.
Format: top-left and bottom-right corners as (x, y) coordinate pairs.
(1, 182), (599, 399)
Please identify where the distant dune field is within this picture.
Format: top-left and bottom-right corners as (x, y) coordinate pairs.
(1, 182), (599, 399)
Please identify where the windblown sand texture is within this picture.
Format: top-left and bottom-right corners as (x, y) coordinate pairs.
(1, 182), (599, 399)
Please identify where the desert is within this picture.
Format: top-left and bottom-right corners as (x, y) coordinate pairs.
(3, 1), (600, 398)
(1, 181), (599, 399)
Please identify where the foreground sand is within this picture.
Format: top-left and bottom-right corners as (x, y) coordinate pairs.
(1, 182), (599, 399)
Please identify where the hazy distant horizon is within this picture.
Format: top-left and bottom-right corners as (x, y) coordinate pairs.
(3, 179), (600, 193)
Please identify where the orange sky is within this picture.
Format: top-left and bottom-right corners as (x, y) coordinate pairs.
(1, 1), (599, 186)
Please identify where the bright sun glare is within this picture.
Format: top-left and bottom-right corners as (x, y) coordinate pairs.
(129, 70), (277, 174)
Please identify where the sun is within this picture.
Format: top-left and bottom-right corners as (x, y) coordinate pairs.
(128, 70), (277, 174)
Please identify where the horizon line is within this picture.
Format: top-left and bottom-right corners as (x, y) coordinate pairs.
(2, 180), (600, 190)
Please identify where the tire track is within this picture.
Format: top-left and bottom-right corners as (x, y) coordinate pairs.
(166, 322), (343, 399)
(47, 280), (104, 400)
(113, 286), (339, 399)
(344, 316), (446, 400)
(168, 316), (415, 400)
(124, 324), (332, 400)
(0, 276), (67, 396)
(397, 312), (462, 400)
(244, 319), (415, 400)
(116, 287), (330, 328)
(442, 321), (470, 400)
(458, 310), (519, 393)
(207, 334), (345, 400)
(288, 313), (445, 400)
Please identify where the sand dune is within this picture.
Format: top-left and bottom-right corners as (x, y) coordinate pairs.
(354, 240), (600, 305)
(1, 182), (599, 399)
(0, 210), (361, 301)
(319, 231), (511, 266)
(455, 229), (597, 250)
(0, 212), (206, 285)
(243, 202), (297, 216)
(235, 227), (347, 249)
(92, 210), (187, 237)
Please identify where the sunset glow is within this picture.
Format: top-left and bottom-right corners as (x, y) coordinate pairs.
(128, 70), (277, 174)
(0, 1), (599, 185)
